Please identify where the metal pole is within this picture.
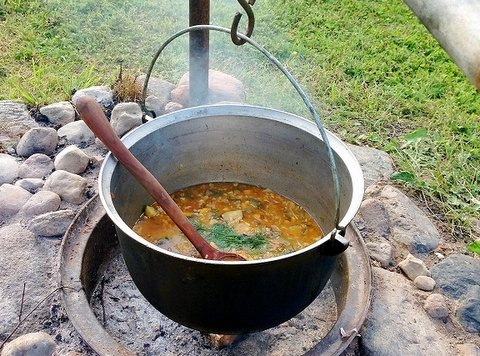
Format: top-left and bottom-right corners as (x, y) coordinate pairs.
(189, 0), (210, 106)
(403, 0), (480, 91)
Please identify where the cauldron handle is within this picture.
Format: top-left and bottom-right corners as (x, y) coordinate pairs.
(141, 25), (345, 243)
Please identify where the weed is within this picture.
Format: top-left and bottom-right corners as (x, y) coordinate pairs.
(112, 64), (142, 102)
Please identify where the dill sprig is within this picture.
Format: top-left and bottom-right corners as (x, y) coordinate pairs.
(190, 219), (269, 251)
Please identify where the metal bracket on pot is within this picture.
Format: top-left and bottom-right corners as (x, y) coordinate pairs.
(141, 25), (344, 244)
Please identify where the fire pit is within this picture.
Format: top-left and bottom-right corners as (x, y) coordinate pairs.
(59, 2), (371, 351)
(59, 193), (371, 355)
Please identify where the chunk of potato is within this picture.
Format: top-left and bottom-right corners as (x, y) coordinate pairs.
(144, 205), (158, 218)
(222, 210), (243, 223)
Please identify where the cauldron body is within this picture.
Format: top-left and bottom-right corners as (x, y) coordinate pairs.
(99, 105), (364, 334)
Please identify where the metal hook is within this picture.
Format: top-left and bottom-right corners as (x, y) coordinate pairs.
(231, 0), (255, 45)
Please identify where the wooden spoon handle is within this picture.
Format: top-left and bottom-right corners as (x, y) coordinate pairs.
(75, 96), (228, 260)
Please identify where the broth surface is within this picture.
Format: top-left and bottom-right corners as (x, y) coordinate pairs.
(133, 182), (324, 260)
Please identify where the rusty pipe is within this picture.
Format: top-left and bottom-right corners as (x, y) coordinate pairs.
(189, 0), (210, 106)
(403, 0), (480, 91)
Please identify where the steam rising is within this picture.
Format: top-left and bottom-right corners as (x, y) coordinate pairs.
(46, 0), (314, 116)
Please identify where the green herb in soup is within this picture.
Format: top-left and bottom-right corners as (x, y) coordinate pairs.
(132, 182), (324, 260)
(191, 220), (270, 251)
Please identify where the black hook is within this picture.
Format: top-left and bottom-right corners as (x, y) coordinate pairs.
(231, 0), (255, 46)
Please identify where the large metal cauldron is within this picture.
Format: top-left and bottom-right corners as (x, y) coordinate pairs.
(99, 104), (364, 334)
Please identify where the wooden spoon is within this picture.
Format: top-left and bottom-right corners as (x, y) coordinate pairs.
(76, 96), (245, 261)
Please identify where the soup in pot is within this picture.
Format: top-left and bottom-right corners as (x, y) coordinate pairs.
(133, 182), (324, 260)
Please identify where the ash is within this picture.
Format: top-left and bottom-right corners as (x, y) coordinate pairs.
(91, 253), (337, 355)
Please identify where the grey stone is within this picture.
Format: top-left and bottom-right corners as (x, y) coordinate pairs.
(423, 293), (449, 318)
(135, 74), (175, 102)
(366, 241), (393, 267)
(381, 185), (440, 254)
(0, 331), (56, 356)
(14, 178), (44, 193)
(398, 253), (431, 281)
(0, 154), (19, 184)
(144, 95), (167, 117)
(43, 170), (87, 204)
(361, 267), (450, 355)
(414, 275), (436, 291)
(39, 101), (75, 127)
(21, 190), (61, 220)
(0, 101), (38, 146)
(54, 145), (90, 174)
(164, 101), (183, 113)
(431, 254), (480, 300)
(456, 285), (480, 333)
(0, 224), (55, 338)
(15, 127), (58, 157)
(110, 102), (142, 136)
(357, 198), (390, 238)
(348, 145), (394, 186)
(457, 343), (480, 356)
(17, 153), (54, 178)
(57, 121), (95, 144)
(172, 70), (245, 107)
(0, 184), (32, 221)
(169, 85), (189, 107)
(71, 85), (114, 108)
(28, 209), (75, 237)
(90, 155), (104, 168)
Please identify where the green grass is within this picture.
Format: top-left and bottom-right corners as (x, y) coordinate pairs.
(260, 0), (480, 238)
(0, 0), (479, 239)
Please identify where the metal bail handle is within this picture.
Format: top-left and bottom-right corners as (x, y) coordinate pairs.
(141, 25), (343, 238)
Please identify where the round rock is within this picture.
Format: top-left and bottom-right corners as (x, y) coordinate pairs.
(15, 127), (58, 157)
(17, 153), (54, 178)
(21, 190), (61, 220)
(0, 331), (56, 356)
(135, 74), (175, 101)
(423, 293), (449, 319)
(366, 241), (393, 267)
(357, 198), (391, 238)
(414, 275), (436, 291)
(144, 94), (167, 117)
(0, 184), (32, 221)
(43, 170), (87, 204)
(0, 153), (19, 184)
(348, 145), (394, 186)
(0, 101), (38, 146)
(57, 121), (95, 145)
(456, 285), (480, 333)
(381, 185), (440, 254)
(164, 101), (183, 114)
(14, 178), (44, 193)
(110, 102), (143, 136)
(431, 254), (480, 300)
(398, 253), (431, 281)
(54, 145), (90, 174)
(71, 85), (114, 108)
(39, 101), (75, 127)
(172, 70), (245, 107)
(28, 209), (75, 237)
